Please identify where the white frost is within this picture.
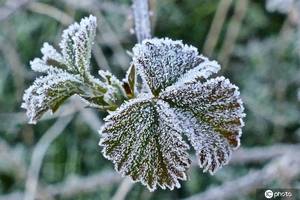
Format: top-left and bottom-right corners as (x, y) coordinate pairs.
(132, 38), (219, 95)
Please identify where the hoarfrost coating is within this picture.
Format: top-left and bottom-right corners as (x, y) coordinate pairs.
(100, 38), (245, 190)
(22, 16), (245, 191)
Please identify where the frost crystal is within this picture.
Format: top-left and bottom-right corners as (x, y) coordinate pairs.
(22, 15), (126, 124)
(100, 38), (245, 190)
(100, 99), (190, 191)
(161, 77), (245, 174)
(132, 38), (220, 95)
(21, 70), (82, 124)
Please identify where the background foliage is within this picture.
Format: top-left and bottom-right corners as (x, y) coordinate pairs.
(0, 0), (300, 199)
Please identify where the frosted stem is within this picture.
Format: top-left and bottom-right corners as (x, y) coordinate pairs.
(132, 0), (151, 43)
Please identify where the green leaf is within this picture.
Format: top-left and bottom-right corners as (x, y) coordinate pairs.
(21, 70), (82, 124)
(59, 15), (97, 74)
(122, 64), (137, 98)
(160, 76), (245, 174)
(23, 16), (127, 123)
(132, 38), (220, 95)
(99, 98), (191, 191)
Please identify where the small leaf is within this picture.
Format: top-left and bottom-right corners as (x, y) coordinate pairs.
(21, 70), (82, 124)
(59, 15), (97, 74)
(30, 43), (68, 73)
(122, 64), (137, 98)
(99, 98), (191, 191)
(132, 38), (220, 95)
(161, 76), (245, 173)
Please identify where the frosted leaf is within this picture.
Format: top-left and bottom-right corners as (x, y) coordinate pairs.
(22, 15), (127, 123)
(99, 98), (191, 191)
(30, 43), (67, 72)
(175, 110), (232, 174)
(122, 64), (137, 98)
(21, 70), (82, 124)
(59, 15), (97, 74)
(132, 38), (220, 95)
(160, 76), (245, 173)
(97, 70), (126, 108)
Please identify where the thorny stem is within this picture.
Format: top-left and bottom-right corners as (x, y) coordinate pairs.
(132, 0), (152, 42)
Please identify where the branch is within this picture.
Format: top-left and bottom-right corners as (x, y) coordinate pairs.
(230, 144), (300, 164)
(27, 2), (73, 25)
(203, 0), (233, 56)
(62, 0), (129, 15)
(218, 0), (248, 69)
(45, 170), (121, 198)
(132, 0), (152, 42)
(183, 152), (300, 200)
(0, 0), (30, 21)
(24, 115), (74, 200)
(0, 170), (121, 200)
(2, 144), (300, 200)
(111, 178), (134, 200)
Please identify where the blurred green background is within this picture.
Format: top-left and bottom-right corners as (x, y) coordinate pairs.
(0, 0), (300, 199)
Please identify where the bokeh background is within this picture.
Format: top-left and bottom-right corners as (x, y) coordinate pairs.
(0, 0), (300, 199)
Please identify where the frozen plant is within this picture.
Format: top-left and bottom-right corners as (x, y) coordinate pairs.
(22, 15), (245, 191)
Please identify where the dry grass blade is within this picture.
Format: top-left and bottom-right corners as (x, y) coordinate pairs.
(24, 115), (74, 200)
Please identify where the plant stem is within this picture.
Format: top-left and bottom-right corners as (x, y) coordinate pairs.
(132, 0), (152, 42)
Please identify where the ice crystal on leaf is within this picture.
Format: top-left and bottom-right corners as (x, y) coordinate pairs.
(100, 98), (190, 191)
(132, 38), (220, 95)
(22, 15), (245, 192)
(100, 38), (245, 191)
(22, 15), (127, 124)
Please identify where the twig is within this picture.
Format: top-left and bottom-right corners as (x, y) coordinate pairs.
(0, 39), (26, 99)
(230, 144), (300, 164)
(203, 0), (233, 57)
(0, 170), (121, 200)
(111, 177), (135, 200)
(184, 152), (300, 200)
(95, 11), (130, 70)
(45, 170), (121, 198)
(0, 0), (31, 21)
(61, 0), (129, 16)
(27, 2), (73, 25)
(92, 44), (111, 71)
(78, 108), (102, 133)
(2, 144), (300, 200)
(132, 0), (152, 42)
(24, 115), (74, 200)
(218, 0), (249, 69)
